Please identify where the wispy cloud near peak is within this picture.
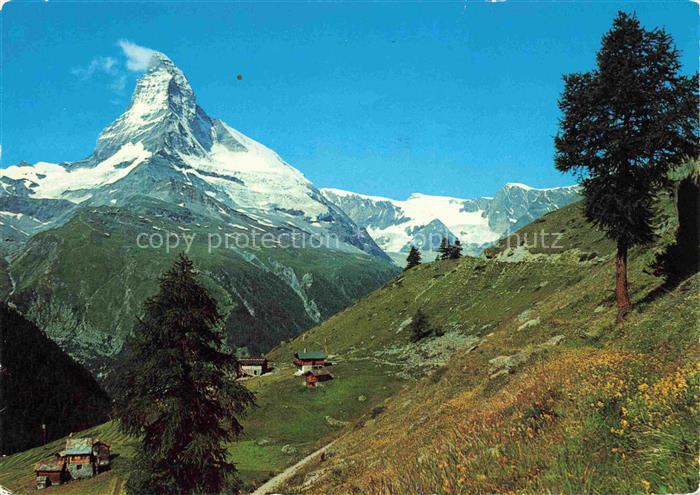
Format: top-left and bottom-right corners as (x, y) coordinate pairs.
(71, 56), (118, 80)
(118, 40), (157, 72)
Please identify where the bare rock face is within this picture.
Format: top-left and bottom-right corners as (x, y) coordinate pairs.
(518, 318), (541, 332)
(325, 416), (350, 428)
(281, 444), (298, 455)
(489, 352), (532, 378)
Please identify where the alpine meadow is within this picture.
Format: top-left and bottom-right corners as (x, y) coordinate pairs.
(0, 5), (697, 495)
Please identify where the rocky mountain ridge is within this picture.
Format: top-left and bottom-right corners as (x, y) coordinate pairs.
(321, 183), (580, 260)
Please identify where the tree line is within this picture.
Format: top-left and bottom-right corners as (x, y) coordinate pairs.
(404, 237), (463, 270)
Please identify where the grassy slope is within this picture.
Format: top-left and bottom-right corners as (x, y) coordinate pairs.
(2, 201), (697, 494)
(0, 361), (407, 493)
(0, 422), (134, 495)
(281, 202), (699, 494)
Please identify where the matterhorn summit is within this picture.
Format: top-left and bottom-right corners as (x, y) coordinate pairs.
(0, 51), (385, 258)
(95, 52), (215, 160)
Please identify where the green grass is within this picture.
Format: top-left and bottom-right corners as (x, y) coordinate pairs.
(3, 197), (697, 494)
(486, 200), (616, 257)
(272, 198), (699, 494)
(0, 422), (136, 495)
(0, 358), (405, 493)
(226, 441), (288, 486)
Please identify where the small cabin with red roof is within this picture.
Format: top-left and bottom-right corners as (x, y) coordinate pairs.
(294, 351), (328, 374)
(304, 368), (334, 389)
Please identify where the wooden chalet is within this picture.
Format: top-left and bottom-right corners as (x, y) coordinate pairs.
(35, 456), (65, 489)
(294, 351), (328, 374)
(237, 357), (269, 377)
(35, 437), (111, 488)
(65, 437), (95, 480)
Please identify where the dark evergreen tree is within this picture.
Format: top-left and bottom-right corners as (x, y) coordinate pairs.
(114, 254), (255, 495)
(405, 245), (422, 270)
(438, 237), (452, 260)
(0, 303), (110, 455)
(554, 12), (698, 322)
(409, 309), (433, 343)
(449, 239), (463, 260)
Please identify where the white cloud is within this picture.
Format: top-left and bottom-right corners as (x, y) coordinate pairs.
(118, 40), (157, 72)
(71, 56), (126, 96)
(66, 40), (157, 99)
(111, 74), (127, 93)
(71, 56), (118, 80)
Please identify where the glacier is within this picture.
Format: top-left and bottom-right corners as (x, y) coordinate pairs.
(321, 183), (581, 261)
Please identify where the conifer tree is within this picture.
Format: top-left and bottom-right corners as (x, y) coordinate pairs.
(554, 12), (698, 322)
(438, 237), (452, 260)
(115, 254), (255, 495)
(405, 245), (422, 270)
(449, 239), (463, 260)
(409, 309), (433, 342)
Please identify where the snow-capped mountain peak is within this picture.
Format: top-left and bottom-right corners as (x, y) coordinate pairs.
(503, 182), (534, 190)
(0, 52), (388, 259)
(2, 52), (308, 211)
(95, 51), (216, 160)
(321, 183), (581, 260)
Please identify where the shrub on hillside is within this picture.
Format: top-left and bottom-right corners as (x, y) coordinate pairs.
(409, 309), (434, 342)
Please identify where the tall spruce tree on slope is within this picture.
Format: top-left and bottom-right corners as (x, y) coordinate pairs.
(405, 245), (422, 270)
(554, 12), (698, 322)
(449, 239), (463, 260)
(114, 254), (255, 495)
(438, 237), (452, 260)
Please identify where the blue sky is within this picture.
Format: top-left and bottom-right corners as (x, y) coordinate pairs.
(1, 1), (697, 199)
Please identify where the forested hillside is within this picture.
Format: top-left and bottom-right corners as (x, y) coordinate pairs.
(0, 304), (111, 455)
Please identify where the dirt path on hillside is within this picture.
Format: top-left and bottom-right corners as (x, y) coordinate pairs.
(249, 439), (338, 495)
(110, 477), (125, 495)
